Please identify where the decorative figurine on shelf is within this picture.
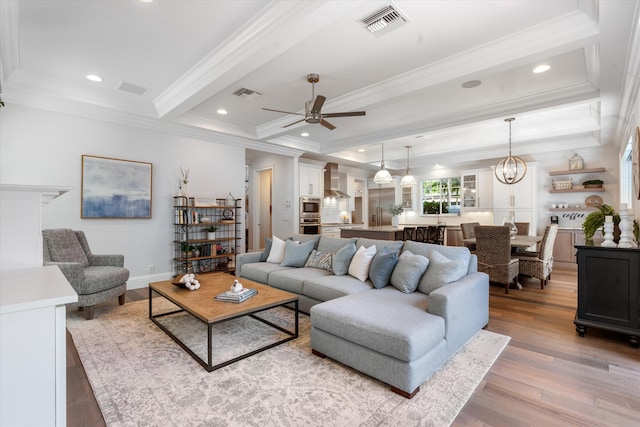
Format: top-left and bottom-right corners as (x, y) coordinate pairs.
(617, 204), (637, 248)
(601, 215), (617, 247)
(568, 153), (584, 170)
(225, 192), (236, 207)
(178, 166), (189, 197)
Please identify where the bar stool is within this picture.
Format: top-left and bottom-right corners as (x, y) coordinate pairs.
(403, 227), (416, 241)
(414, 226), (427, 242)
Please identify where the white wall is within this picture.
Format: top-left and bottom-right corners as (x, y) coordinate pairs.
(0, 105), (245, 288)
(247, 153), (296, 249)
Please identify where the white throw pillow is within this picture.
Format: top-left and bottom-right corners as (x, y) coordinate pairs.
(348, 245), (377, 282)
(266, 235), (286, 264)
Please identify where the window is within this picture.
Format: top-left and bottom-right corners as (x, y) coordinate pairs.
(621, 135), (633, 206)
(421, 177), (461, 215)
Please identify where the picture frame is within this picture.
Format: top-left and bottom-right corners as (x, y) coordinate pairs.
(633, 127), (640, 200)
(81, 155), (152, 218)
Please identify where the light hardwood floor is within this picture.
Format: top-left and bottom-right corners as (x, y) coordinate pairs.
(67, 265), (640, 426)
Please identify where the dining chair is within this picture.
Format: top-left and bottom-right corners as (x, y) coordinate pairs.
(474, 226), (520, 294)
(403, 227), (416, 241)
(414, 226), (427, 242)
(460, 222), (480, 252)
(516, 224), (559, 289)
(515, 222), (530, 236)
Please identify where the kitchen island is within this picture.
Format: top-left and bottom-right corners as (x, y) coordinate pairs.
(340, 226), (404, 241)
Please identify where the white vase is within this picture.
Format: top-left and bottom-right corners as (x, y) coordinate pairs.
(391, 216), (399, 228)
(207, 232), (216, 240)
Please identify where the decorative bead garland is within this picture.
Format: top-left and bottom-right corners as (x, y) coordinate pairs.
(179, 273), (200, 291)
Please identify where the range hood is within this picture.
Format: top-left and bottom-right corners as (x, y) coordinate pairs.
(324, 163), (350, 198)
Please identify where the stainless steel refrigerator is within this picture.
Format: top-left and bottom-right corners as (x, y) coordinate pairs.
(368, 186), (395, 226)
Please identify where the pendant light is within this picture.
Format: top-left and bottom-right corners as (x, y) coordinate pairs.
(494, 118), (527, 185)
(400, 145), (417, 187)
(373, 143), (392, 184)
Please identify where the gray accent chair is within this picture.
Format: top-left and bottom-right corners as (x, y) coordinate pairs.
(42, 229), (129, 319)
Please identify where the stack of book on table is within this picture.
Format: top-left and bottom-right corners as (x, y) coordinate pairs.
(215, 288), (257, 303)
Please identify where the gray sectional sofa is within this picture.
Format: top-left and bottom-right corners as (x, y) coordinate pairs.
(236, 233), (489, 398)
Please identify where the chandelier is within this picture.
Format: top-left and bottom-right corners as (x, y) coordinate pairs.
(494, 118), (527, 185)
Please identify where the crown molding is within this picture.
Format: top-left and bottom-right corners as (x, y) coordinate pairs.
(153, 0), (367, 120)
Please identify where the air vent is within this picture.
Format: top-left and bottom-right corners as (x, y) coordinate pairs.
(233, 87), (262, 100)
(359, 3), (408, 37)
(118, 81), (150, 96)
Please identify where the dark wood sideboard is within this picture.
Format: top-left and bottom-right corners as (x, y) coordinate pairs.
(574, 245), (640, 348)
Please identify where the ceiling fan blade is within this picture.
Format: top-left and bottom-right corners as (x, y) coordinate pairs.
(322, 111), (366, 118)
(310, 95), (326, 114)
(262, 107), (304, 116)
(283, 119), (306, 128)
(320, 119), (336, 130)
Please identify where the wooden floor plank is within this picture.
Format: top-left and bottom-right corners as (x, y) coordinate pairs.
(66, 266), (640, 426)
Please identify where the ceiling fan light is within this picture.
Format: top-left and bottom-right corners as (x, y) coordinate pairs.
(374, 168), (393, 184)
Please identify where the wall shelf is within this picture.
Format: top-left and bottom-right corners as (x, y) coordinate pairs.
(549, 187), (605, 193)
(549, 167), (605, 176)
(549, 207), (597, 212)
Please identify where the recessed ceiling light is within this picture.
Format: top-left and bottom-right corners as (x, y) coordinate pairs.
(461, 80), (482, 89)
(358, 148), (365, 152)
(301, 132), (309, 137)
(533, 64), (551, 74)
(216, 109), (228, 115)
(139, 0), (154, 3)
(86, 74), (103, 82)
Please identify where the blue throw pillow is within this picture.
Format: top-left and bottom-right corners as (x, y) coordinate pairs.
(369, 247), (399, 289)
(259, 237), (272, 262)
(332, 242), (357, 276)
(390, 250), (429, 293)
(280, 239), (315, 267)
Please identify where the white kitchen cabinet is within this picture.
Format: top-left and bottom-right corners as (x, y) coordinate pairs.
(461, 169), (493, 210)
(493, 164), (537, 232)
(299, 164), (324, 198)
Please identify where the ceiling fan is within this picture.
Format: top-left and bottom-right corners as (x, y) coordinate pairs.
(262, 73), (366, 130)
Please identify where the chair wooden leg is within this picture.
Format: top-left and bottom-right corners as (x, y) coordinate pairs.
(540, 278), (545, 289)
(118, 293), (125, 305)
(84, 306), (95, 320)
(504, 282), (509, 294)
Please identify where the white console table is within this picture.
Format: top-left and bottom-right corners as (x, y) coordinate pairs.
(0, 266), (78, 426)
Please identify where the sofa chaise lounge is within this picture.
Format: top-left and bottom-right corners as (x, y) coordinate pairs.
(236, 234), (489, 398)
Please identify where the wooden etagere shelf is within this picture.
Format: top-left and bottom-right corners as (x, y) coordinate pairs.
(173, 196), (241, 276)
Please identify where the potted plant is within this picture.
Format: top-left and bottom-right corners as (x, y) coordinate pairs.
(206, 226), (218, 240)
(388, 203), (404, 228)
(180, 243), (195, 257)
(582, 204), (620, 243)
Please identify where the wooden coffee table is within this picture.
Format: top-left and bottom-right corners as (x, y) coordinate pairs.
(149, 273), (298, 371)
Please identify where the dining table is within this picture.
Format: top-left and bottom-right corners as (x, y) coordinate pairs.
(462, 234), (543, 250)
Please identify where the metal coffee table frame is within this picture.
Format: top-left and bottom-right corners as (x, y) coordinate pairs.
(149, 287), (299, 372)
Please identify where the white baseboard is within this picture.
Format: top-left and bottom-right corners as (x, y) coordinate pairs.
(127, 272), (173, 290)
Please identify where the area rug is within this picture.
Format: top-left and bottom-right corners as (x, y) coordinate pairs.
(67, 299), (510, 427)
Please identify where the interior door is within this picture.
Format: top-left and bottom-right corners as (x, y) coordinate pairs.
(258, 169), (272, 249)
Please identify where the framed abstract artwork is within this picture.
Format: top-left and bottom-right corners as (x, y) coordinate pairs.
(81, 155), (152, 218)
